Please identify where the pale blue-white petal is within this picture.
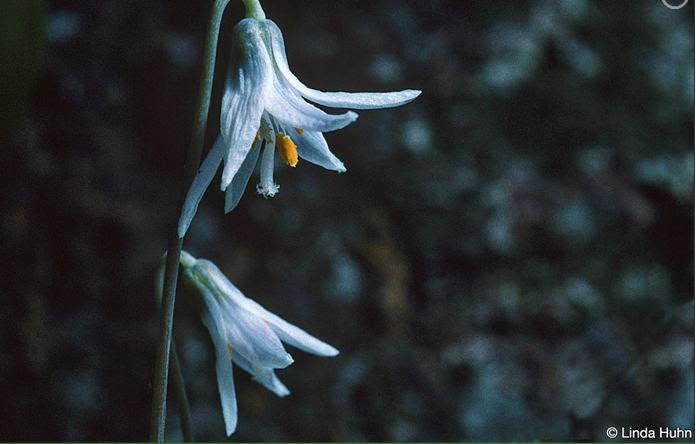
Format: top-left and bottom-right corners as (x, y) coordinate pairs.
(195, 260), (339, 357)
(203, 313), (238, 436)
(224, 138), (262, 213)
(220, 19), (273, 191)
(295, 130), (346, 172)
(265, 315), (339, 357)
(220, 299), (294, 369)
(194, 261), (293, 369)
(252, 368), (290, 397)
(231, 352), (290, 397)
(266, 20), (421, 110)
(177, 138), (225, 237)
(199, 291), (238, 436)
(196, 260), (260, 313)
(265, 76), (358, 132)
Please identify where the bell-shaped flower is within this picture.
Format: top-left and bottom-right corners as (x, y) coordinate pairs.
(178, 16), (421, 237)
(177, 251), (339, 436)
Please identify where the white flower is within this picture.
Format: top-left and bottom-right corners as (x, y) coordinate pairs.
(179, 251), (339, 436)
(178, 17), (421, 237)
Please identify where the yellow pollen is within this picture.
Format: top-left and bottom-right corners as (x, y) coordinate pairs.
(226, 343), (233, 358)
(294, 127), (304, 135)
(251, 131), (260, 148)
(277, 132), (299, 167)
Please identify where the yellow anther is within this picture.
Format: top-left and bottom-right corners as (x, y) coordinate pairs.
(226, 343), (233, 358)
(251, 131), (260, 148)
(294, 127), (304, 135)
(277, 132), (299, 167)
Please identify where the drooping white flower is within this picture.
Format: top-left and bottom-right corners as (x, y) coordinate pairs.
(178, 16), (421, 237)
(177, 251), (338, 436)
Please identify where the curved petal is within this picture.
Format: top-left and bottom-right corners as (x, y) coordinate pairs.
(265, 76), (358, 132)
(266, 20), (422, 110)
(231, 352), (290, 397)
(220, 299), (294, 369)
(224, 138), (262, 213)
(193, 261), (293, 369)
(295, 130), (346, 172)
(220, 19), (273, 191)
(266, 316), (340, 357)
(195, 260), (339, 357)
(177, 137), (225, 237)
(200, 299), (238, 436)
(251, 368), (290, 397)
(196, 260), (256, 311)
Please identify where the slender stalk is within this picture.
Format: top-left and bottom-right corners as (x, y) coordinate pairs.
(149, 0), (232, 441)
(171, 343), (194, 442)
(242, 0), (266, 19)
(149, 237), (183, 442)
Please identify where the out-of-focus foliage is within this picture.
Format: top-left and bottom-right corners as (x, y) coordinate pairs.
(0, 0), (693, 441)
(0, 0), (46, 138)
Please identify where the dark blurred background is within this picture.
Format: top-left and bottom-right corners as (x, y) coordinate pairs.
(0, 0), (693, 441)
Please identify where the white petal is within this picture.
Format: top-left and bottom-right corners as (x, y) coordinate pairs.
(220, 19), (273, 191)
(199, 297), (238, 436)
(195, 260), (260, 312)
(177, 138), (225, 237)
(256, 136), (279, 197)
(231, 352), (290, 397)
(301, 88), (421, 110)
(195, 261), (339, 357)
(265, 314), (339, 357)
(295, 130), (346, 172)
(193, 261), (293, 369)
(265, 76), (358, 132)
(266, 20), (421, 109)
(224, 138), (261, 213)
(252, 368), (290, 397)
(220, 299), (294, 369)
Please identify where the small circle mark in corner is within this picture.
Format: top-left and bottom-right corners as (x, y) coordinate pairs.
(662, 0), (689, 9)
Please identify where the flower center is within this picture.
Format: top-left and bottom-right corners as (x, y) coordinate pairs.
(276, 132), (299, 167)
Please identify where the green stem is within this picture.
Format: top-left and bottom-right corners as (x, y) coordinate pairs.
(242, 0), (266, 20)
(148, 0), (232, 441)
(171, 343), (194, 442)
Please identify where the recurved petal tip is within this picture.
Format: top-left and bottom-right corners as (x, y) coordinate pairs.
(326, 347), (341, 358)
(405, 89), (423, 101)
(220, 170), (232, 192)
(280, 352), (294, 368)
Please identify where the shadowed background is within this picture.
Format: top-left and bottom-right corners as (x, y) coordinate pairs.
(0, 0), (693, 441)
